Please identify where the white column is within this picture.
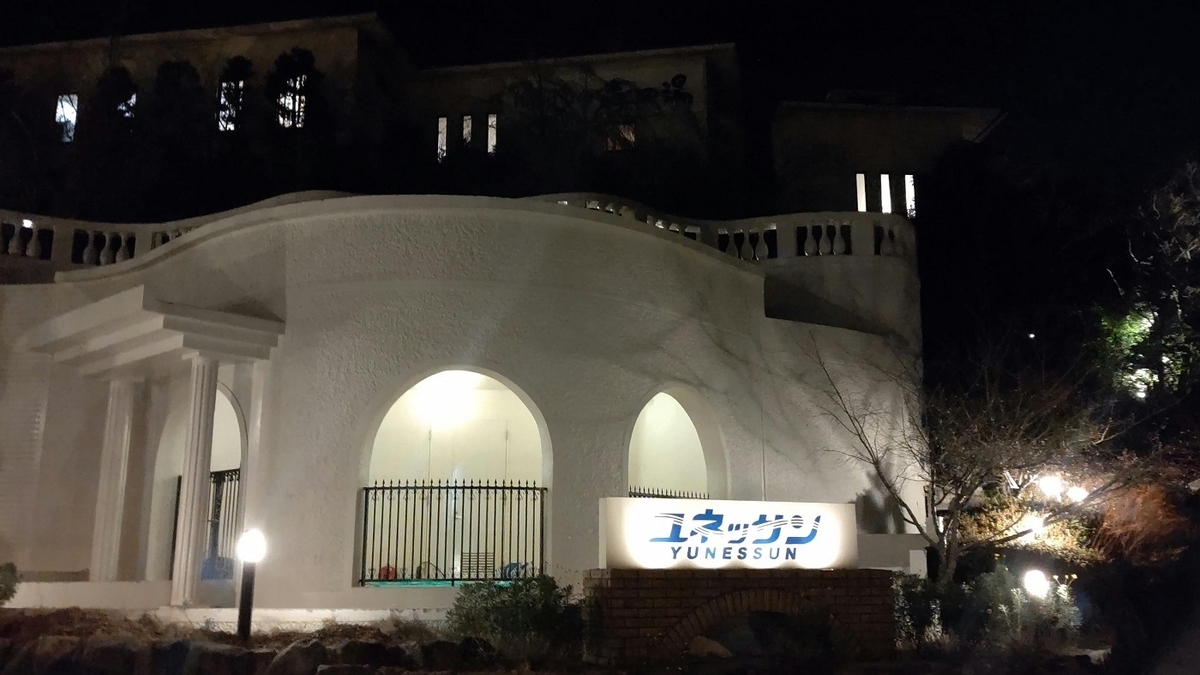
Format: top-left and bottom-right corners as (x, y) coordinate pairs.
(89, 378), (139, 581)
(170, 355), (220, 606)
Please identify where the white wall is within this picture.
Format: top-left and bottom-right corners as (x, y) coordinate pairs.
(3, 194), (924, 609)
(628, 392), (707, 494)
(369, 371), (541, 484)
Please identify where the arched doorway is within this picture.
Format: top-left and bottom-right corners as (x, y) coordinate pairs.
(628, 386), (727, 499)
(361, 369), (548, 584)
(146, 384), (245, 582)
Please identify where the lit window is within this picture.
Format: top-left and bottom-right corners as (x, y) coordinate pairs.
(880, 174), (892, 214)
(904, 174), (916, 218)
(462, 115), (472, 146)
(218, 80), (243, 131)
(855, 173), (867, 212)
(487, 113), (497, 154)
(607, 123), (636, 151)
(55, 94), (78, 142)
(277, 75), (306, 128)
(116, 92), (136, 119)
(437, 116), (448, 161)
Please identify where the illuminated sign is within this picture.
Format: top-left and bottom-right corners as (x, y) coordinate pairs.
(599, 498), (858, 570)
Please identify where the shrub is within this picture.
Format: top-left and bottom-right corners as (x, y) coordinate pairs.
(946, 564), (1080, 648)
(894, 572), (942, 649)
(445, 575), (584, 661)
(0, 563), (17, 606)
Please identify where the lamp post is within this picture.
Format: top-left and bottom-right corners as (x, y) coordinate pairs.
(235, 529), (267, 642)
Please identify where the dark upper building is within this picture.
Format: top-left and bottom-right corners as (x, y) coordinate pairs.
(0, 12), (1001, 281)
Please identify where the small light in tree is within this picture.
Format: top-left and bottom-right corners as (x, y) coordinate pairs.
(1018, 513), (1046, 541)
(20, 219), (33, 229)
(1023, 569), (1051, 599)
(1067, 486), (1089, 502)
(1028, 333), (1036, 339)
(1037, 474), (1064, 499)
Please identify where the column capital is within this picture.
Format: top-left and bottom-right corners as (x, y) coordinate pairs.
(183, 351), (222, 367)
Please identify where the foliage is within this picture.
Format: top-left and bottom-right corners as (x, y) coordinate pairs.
(445, 575), (583, 661)
(894, 573), (942, 649)
(809, 335), (1184, 592)
(0, 562), (16, 606)
(945, 564), (1080, 648)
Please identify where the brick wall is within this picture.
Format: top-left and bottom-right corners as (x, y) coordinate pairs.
(582, 568), (895, 665)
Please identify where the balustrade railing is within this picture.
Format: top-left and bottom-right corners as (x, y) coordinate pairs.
(628, 486), (709, 499)
(360, 480), (546, 585)
(540, 194), (915, 266)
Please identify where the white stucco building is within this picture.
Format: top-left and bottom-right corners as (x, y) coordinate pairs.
(0, 190), (926, 612)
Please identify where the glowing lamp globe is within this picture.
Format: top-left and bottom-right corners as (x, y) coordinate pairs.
(1037, 474), (1064, 499)
(1022, 569), (1051, 599)
(1067, 486), (1089, 502)
(236, 529), (267, 563)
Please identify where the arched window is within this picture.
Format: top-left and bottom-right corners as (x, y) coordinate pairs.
(362, 370), (547, 584)
(628, 387), (727, 499)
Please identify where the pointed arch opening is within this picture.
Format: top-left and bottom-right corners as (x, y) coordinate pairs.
(628, 385), (728, 499)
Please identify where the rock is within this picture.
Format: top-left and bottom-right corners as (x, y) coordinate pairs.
(265, 639), (328, 675)
(382, 644), (411, 668)
(314, 666), (373, 675)
(419, 640), (461, 671)
(185, 642), (252, 675)
(248, 649), (276, 675)
(332, 640), (387, 666)
(78, 636), (141, 674)
(26, 635), (81, 674)
(374, 668), (407, 675)
(687, 635), (733, 658)
(149, 639), (192, 675)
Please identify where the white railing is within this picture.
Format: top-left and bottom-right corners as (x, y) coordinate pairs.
(532, 193), (916, 265)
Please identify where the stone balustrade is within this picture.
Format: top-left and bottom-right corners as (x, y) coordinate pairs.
(0, 212), (202, 270)
(539, 193), (916, 265)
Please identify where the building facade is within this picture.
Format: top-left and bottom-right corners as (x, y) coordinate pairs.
(0, 191), (926, 611)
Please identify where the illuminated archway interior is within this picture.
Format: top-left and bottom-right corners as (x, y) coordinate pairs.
(369, 370), (543, 484)
(629, 392), (708, 495)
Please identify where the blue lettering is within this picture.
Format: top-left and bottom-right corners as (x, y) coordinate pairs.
(785, 548), (797, 560)
(737, 547), (748, 560)
(705, 547), (717, 559)
(753, 548), (763, 560)
(670, 546), (682, 560)
(722, 547), (732, 560)
(687, 547), (699, 559)
(769, 549), (781, 560)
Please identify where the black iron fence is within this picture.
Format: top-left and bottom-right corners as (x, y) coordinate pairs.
(169, 468), (241, 580)
(628, 485), (709, 499)
(360, 480), (546, 585)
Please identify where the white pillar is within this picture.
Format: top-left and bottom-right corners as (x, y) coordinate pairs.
(89, 378), (139, 581)
(170, 355), (220, 606)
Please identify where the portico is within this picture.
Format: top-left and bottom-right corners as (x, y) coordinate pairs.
(21, 285), (283, 606)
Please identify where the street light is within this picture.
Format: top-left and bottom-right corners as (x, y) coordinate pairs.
(235, 529), (267, 641)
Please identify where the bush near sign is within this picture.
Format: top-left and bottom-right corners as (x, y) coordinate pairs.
(599, 497), (858, 570)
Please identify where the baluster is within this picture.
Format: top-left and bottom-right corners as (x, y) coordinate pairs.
(832, 225), (847, 255)
(721, 229), (734, 256)
(819, 225), (833, 255)
(668, 223), (681, 235)
(803, 226), (818, 256)
(617, 205), (634, 219)
(25, 228), (41, 259)
(115, 234), (131, 262)
(753, 229), (767, 261)
(99, 234), (115, 265)
(880, 224), (896, 256)
(82, 231), (98, 264)
(7, 227), (24, 256)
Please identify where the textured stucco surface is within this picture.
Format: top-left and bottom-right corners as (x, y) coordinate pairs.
(0, 195), (923, 609)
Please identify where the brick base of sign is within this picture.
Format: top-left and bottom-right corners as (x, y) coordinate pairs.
(582, 568), (896, 666)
